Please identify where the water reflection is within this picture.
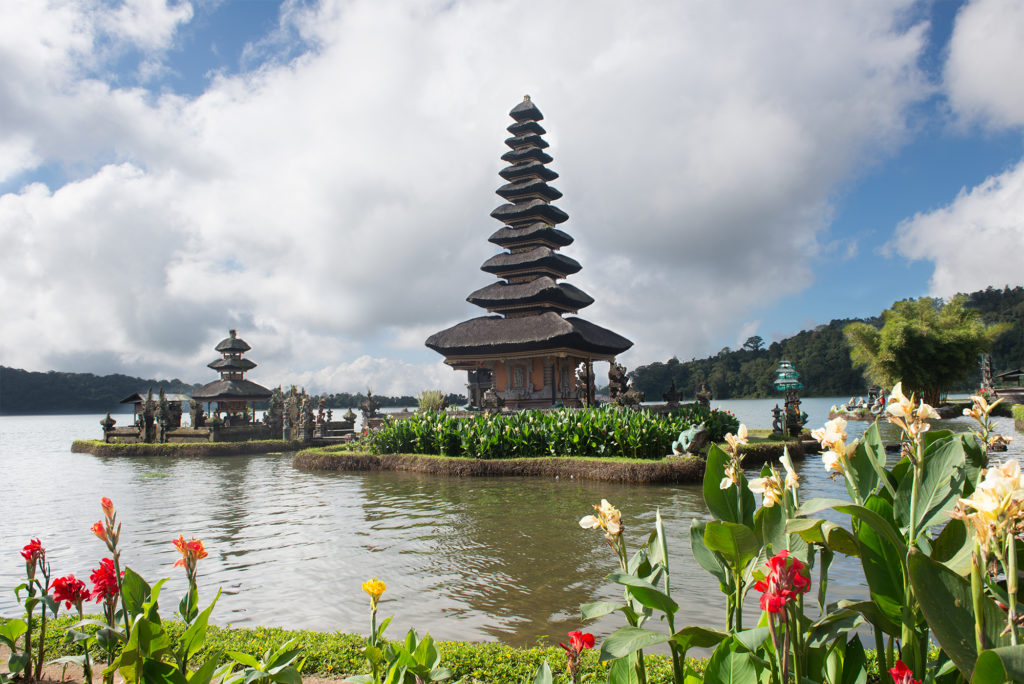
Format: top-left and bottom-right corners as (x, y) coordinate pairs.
(1, 404), (1020, 647)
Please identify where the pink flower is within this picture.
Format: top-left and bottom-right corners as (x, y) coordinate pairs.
(753, 549), (810, 613)
(889, 660), (920, 684)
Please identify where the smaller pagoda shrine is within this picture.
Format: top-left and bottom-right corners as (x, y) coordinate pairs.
(192, 330), (272, 424)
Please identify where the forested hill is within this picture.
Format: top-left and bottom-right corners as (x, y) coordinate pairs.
(631, 285), (1024, 400)
(0, 367), (203, 415)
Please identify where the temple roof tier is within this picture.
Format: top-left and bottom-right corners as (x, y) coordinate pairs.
(509, 97), (544, 122)
(192, 378), (273, 402)
(506, 120), (546, 136)
(488, 223), (573, 249)
(215, 330), (251, 353)
(500, 147), (553, 165)
(208, 357), (257, 372)
(504, 133), (549, 150)
(496, 178), (563, 202)
(490, 199), (568, 225)
(480, 246), (581, 279)
(426, 313), (632, 358)
(498, 161), (558, 182)
(467, 277), (594, 312)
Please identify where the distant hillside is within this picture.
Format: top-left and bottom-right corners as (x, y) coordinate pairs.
(0, 367), (202, 415)
(631, 285), (1024, 400)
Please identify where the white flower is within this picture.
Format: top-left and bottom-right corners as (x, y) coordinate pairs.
(724, 424), (749, 454)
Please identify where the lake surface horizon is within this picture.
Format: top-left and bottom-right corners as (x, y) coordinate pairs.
(2, 399), (1019, 646)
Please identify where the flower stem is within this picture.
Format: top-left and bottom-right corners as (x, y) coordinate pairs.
(1008, 534), (1019, 646)
(972, 547), (986, 655)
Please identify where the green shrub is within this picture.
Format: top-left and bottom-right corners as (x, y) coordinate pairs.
(417, 390), (448, 412)
(1014, 403), (1024, 431)
(367, 405), (738, 460)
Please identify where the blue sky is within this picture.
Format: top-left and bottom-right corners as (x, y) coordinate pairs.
(1, 0), (1023, 394)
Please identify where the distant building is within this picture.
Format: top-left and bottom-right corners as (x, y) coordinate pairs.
(192, 330), (272, 422)
(426, 97), (632, 408)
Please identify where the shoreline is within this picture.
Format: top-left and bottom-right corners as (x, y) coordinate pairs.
(71, 439), (304, 458)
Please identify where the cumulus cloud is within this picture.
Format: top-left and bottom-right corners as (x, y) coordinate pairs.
(890, 159), (1024, 296)
(0, 0), (934, 393)
(888, 0), (1024, 299)
(945, 0), (1024, 129)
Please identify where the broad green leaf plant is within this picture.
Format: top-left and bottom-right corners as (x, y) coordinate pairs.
(580, 383), (1024, 683)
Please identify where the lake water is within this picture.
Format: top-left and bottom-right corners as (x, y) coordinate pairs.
(1, 398), (1019, 646)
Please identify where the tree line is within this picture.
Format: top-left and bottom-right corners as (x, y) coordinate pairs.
(630, 285), (1024, 400)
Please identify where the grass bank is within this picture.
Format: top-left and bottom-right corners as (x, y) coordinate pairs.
(1014, 404), (1024, 432)
(294, 437), (805, 484)
(71, 439), (304, 458)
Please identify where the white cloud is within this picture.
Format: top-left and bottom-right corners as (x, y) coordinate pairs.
(0, 0), (934, 393)
(888, 0), (1024, 299)
(890, 158), (1024, 296)
(945, 0), (1024, 129)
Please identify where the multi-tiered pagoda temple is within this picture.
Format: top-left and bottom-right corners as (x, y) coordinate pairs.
(426, 96), (632, 408)
(192, 329), (272, 421)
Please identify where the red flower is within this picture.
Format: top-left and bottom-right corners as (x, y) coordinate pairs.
(89, 558), (121, 601)
(101, 497), (114, 518)
(21, 539), (44, 563)
(753, 549), (811, 613)
(569, 631), (595, 651)
(51, 575), (89, 611)
(172, 535), (209, 568)
(889, 660), (920, 684)
(91, 521), (106, 541)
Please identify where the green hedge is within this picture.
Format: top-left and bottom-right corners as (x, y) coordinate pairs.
(368, 405), (739, 460)
(22, 616), (691, 683)
(1014, 404), (1024, 432)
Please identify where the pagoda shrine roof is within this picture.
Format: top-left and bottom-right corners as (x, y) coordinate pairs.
(208, 357), (257, 372)
(488, 223), (573, 249)
(215, 330), (251, 353)
(480, 246), (581, 278)
(490, 199), (568, 225)
(467, 277), (594, 312)
(192, 378), (272, 401)
(426, 313), (632, 358)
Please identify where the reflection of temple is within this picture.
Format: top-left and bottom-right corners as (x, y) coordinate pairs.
(192, 330), (272, 422)
(426, 97), (632, 408)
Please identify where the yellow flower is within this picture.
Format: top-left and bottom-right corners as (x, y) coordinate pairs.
(362, 578), (386, 610)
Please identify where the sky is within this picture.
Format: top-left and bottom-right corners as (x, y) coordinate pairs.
(1, 0), (1023, 396)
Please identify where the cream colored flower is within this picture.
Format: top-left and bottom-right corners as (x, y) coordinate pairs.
(953, 459), (1024, 548)
(917, 402), (941, 421)
(720, 465), (737, 490)
(811, 417), (847, 451)
(822, 450), (844, 474)
(724, 424), (749, 454)
(886, 382), (914, 418)
(749, 466), (785, 507)
(581, 499), (622, 537)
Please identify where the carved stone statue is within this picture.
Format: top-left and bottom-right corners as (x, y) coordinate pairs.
(482, 387), (505, 412)
(981, 353), (994, 389)
(100, 413), (116, 442)
(265, 388), (284, 437)
(191, 399), (205, 428)
(359, 390), (381, 420)
(671, 423), (709, 456)
(608, 362), (628, 402)
(695, 382), (712, 411)
(575, 362), (594, 407)
(771, 404), (783, 436)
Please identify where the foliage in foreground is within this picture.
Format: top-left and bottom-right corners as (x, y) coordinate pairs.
(368, 405), (739, 460)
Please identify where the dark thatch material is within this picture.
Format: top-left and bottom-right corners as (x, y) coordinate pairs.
(504, 133), (548, 150)
(425, 312), (633, 357)
(480, 246), (581, 277)
(507, 120), (546, 136)
(467, 277), (593, 311)
(119, 392), (192, 405)
(500, 147), (553, 165)
(496, 178), (562, 202)
(215, 333), (251, 353)
(192, 378), (272, 401)
(207, 357), (257, 371)
(509, 97), (543, 123)
(490, 200), (568, 225)
(498, 161), (558, 182)
(488, 223), (573, 248)
(293, 450), (705, 484)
